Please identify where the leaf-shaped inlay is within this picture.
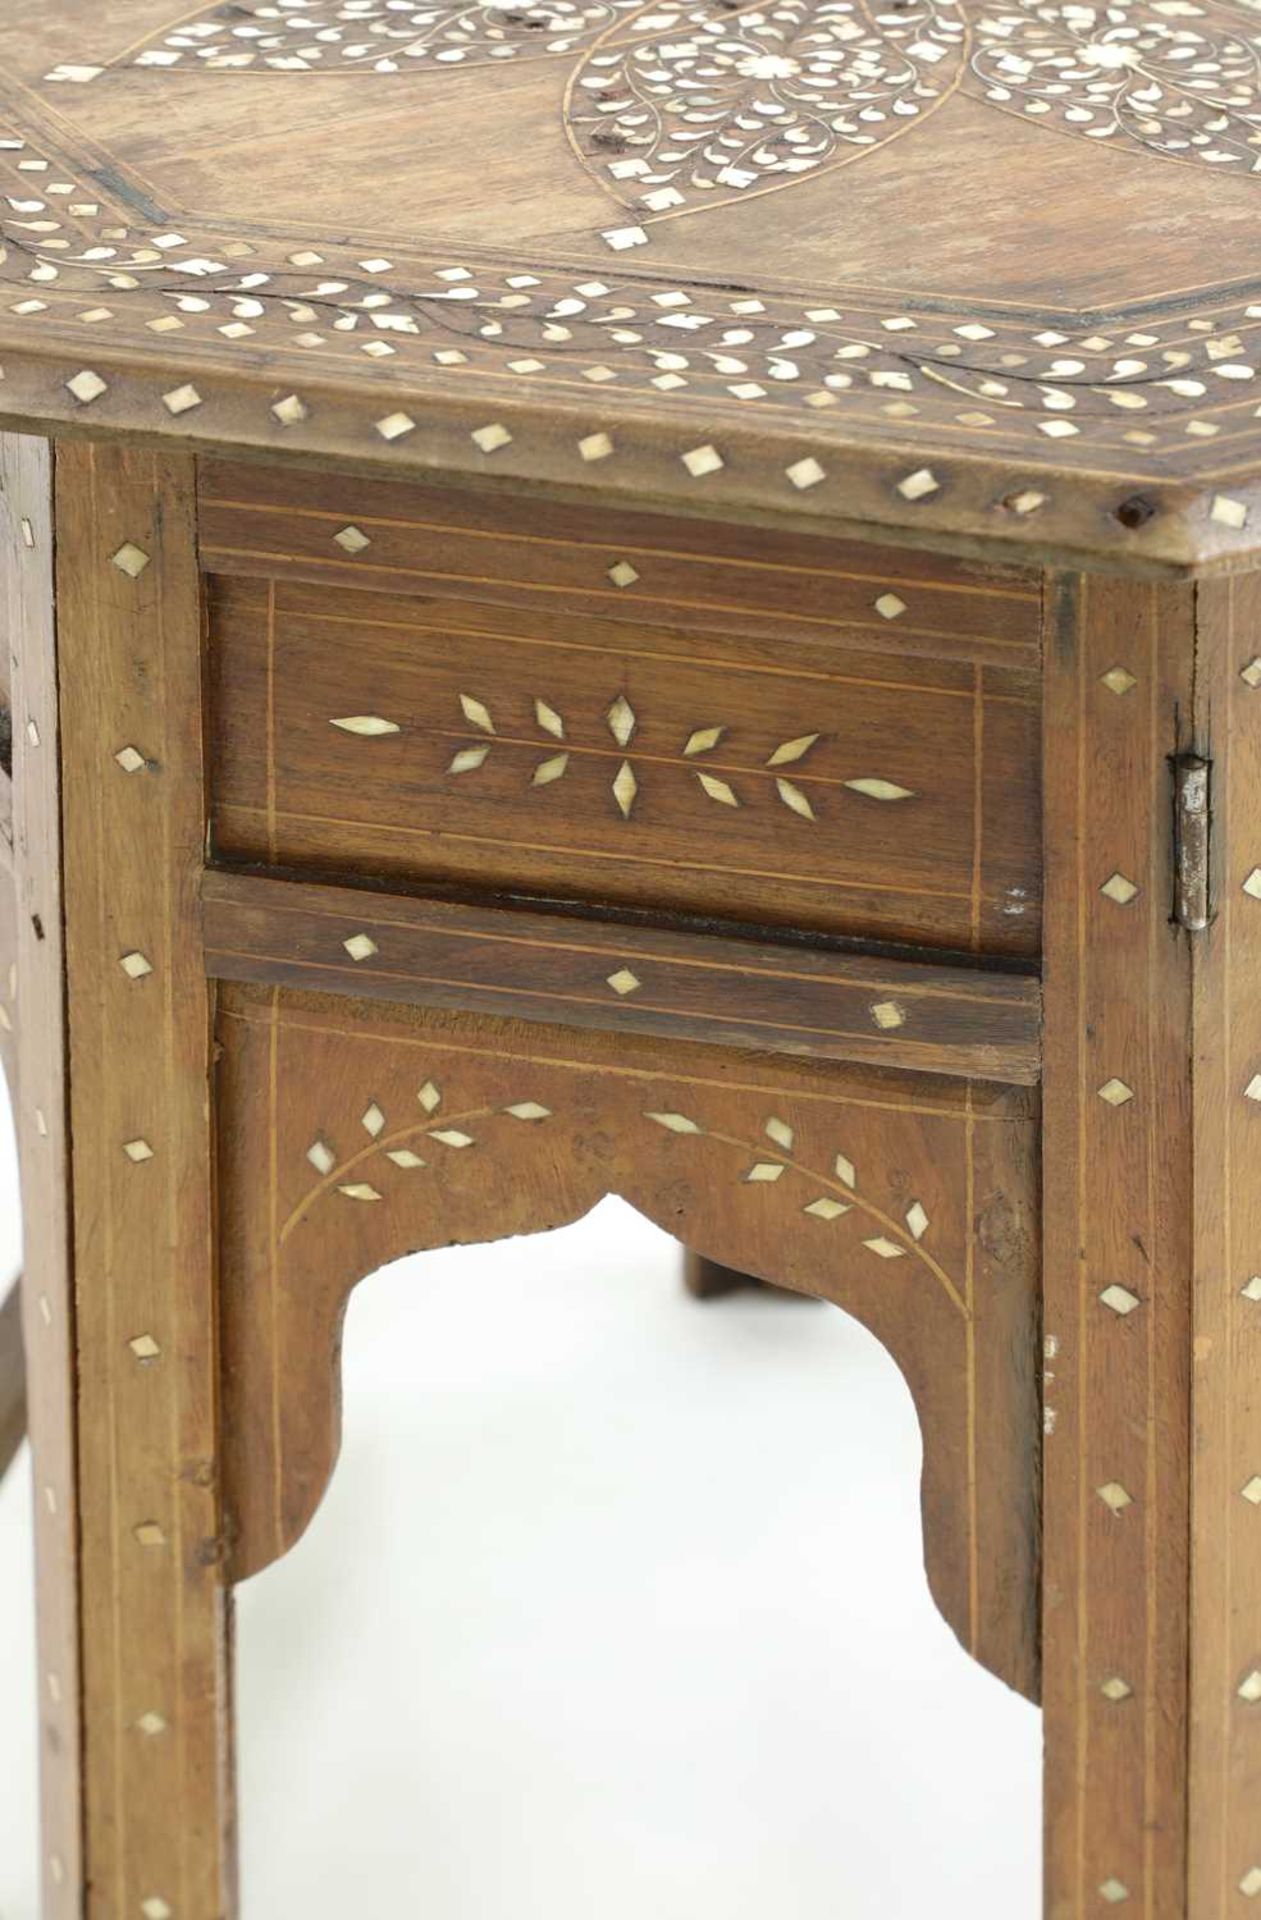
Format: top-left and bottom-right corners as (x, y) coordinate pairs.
(845, 776), (915, 801)
(331, 715), (400, 737)
(568, 0), (967, 218)
(968, 0), (1261, 174)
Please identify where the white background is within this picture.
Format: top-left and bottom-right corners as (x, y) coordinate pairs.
(0, 1092), (1040, 1919)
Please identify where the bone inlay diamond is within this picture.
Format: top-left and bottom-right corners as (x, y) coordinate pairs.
(343, 933), (378, 961)
(66, 368), (107, 404)
(1101, 666), (1138, 696)
(334, 525), (371, 553)
(1100, 1284), (1141, 1316)
(1098, 1881), (1130, 1906)
(111, 542), (150, 578)
(161, 383), (201, 415)
(272, 393), (308, 425)
(786, 457), (826, 491)
(606, 968), (641, 996)
(375, 411), (416, 441)
(1241, 1868), (1261, 1899)
(1097, 1078), (1134, 1106)
(1100, 1677), (1133, 1702)
(1097, 1482), (1133, 1514)
(681, 443), (724, 477)
(896, 467), (939, 501)
(1212, 494), (1249, 530)
(1239, 1670), (1261, 1704)
(1101, 872), (1140, 906)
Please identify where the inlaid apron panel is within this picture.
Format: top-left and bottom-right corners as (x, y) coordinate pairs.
(204, 468), (1042, 956)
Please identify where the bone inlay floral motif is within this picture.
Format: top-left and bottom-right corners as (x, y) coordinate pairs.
(284, 1077), (553, 1238)
(425, 692), (917, 818)
(280, 1062), (961, 1304)
(108, 0), (1261, 199)
(643, 1106), (962, 1311)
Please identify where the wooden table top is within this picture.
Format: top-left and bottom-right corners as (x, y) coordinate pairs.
(0, 0), (1258, 570)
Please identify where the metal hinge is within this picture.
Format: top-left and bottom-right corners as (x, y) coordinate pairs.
(1173, 752), (1211, 933)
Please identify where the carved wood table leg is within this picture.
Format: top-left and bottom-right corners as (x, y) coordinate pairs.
(5, 438), (234, 1918)
(1042, 573), (1261, 1915)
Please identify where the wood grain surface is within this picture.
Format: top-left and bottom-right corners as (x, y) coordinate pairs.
(202, 870), (1042, 1084)
(198, 459), (1044, 667)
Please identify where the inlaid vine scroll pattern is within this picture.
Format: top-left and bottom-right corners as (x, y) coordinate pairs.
(216, 985), (1040, 1699)
(1, 97), (1258, 466)
(100, 0), (1261, 226)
